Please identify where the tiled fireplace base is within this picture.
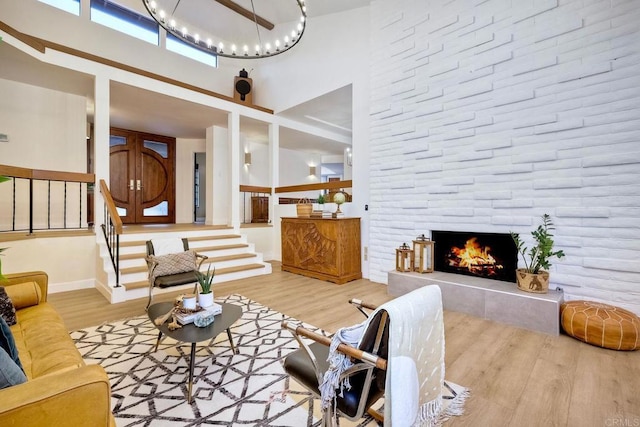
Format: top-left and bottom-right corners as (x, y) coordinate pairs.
(388, 270), (564, 335)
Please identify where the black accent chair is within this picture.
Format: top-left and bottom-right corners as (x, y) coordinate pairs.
(145, 238), (207, 309)
(282, 299), (388, 426)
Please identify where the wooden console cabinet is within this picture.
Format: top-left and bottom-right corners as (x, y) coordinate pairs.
(281, 217), (362, 284)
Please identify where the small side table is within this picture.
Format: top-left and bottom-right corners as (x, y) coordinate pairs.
(147, 301), (242, 403)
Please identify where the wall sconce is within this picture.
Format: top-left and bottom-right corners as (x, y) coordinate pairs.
(309, 166), (317, 176)
(244, 152), (252, 166)
(346, 148), (353, 166)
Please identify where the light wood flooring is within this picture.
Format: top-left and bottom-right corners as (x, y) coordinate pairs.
(49, 263), (640, 427)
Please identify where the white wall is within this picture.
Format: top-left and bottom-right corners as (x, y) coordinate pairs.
(0, 79), (86, 171)
(2, 236), (96, 293)
(369, 0), (640, 314)
(254, 8), (371, 113)
(1, 0), (240, 99)
(175, 138), (206, 223)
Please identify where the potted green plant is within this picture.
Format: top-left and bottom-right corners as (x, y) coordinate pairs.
(196, 265), (215, 307)
(510, 214), (565, 293)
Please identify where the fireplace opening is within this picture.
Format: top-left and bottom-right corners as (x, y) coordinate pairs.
(432, 230), (517, 283)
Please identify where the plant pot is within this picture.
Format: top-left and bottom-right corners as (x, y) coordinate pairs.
(198, 292), (214, 308)
(516, 269), (550, 294)
(182, 293), (197, 310)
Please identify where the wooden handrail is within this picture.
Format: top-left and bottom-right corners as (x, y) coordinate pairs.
(239, 185), (272, 194)
(99, 179), (122, 235)
(275, 180), (353, 194)
(0, 164), (94, 183)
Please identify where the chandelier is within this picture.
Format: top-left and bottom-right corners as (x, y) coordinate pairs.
(142, 0), (307, 59)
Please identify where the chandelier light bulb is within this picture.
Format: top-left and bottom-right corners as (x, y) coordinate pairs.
(300, 16), (305, 22)
(207, 38), (212, 48)
(275, 40), (280, 51)
(181, 26), (187, 37)
(265, 43), (271, 54)
(194, 34), (200, 44)
(284, 35), (290, 47)
(231, 44), (237, 55)
(158, 10), (165, 21)
(149, 0), (156, 12)
(243, 45), (249, 56)
(169, 19), (175, 29)
(297, 23), (303, 32)
(255, 44), (260, 55)
(218, 42), (224, 53)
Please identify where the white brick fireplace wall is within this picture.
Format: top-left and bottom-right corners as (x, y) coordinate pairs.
(368, 0), (640, 314)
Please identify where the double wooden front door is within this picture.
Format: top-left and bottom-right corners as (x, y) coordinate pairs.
(109, 128), (176, 224)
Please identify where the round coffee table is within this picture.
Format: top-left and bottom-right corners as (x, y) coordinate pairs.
(147, 301), (243, 402)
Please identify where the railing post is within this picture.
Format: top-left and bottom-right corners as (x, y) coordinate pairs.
(29, 178), (33, 235)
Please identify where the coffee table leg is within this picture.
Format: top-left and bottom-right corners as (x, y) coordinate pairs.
(226, 328), (237, 354)
(188, 343), (196, 403)
(154, 331), (162, 352)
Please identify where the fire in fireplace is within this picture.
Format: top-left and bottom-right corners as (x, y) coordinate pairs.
(432, 231), (517, 283)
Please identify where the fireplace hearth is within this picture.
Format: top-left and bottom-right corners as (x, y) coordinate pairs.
(432, 230), (517, 283)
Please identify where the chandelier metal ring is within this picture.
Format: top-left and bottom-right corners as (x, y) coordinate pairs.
(142, 0), (307, 59)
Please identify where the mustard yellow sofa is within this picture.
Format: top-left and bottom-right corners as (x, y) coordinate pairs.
(0, 271), (115, 427)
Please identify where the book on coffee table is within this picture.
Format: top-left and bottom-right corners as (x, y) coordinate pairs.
(175, 303), (223, 325)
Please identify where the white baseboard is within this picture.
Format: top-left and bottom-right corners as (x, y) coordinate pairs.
(48, 279), (95, 294)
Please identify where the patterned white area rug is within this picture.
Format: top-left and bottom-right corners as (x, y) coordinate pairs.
(71, 294), (467, 426)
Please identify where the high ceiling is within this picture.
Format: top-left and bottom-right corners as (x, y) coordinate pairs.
(0, 0), (369, 154)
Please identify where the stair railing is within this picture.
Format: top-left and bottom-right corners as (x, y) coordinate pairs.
(99, 179), (123, 287)
(0, 164), (94, 233)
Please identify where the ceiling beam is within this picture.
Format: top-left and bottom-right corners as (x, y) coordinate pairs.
(215, 0), (275, 31)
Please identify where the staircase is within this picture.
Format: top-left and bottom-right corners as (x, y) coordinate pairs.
(98, 226), (272, 303)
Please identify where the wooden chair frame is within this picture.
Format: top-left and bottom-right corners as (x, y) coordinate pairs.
(281, 299), (387, 426)
(145, 238), (207, 309)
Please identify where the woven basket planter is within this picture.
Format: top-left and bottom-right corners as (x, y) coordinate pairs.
(296, 203), (312, 217)
(516, 269), (550, 294)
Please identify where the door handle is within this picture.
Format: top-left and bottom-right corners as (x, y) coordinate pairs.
(129, 179), (134, 190)
(137, 179), (142, 191)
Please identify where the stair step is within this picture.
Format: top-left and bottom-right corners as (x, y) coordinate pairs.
(119, 234), (242, 247)
(122, 263), (267, 290)
(188, 235), (242, 242)
(195, 243), (249, 252)
(120, 253), (257, 275)
(202, 253), (257, 263)
(119, 243), (250, 261)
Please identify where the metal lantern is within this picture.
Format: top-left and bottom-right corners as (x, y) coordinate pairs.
(412, 234), (434, 273)
(395, 242), (414, 272)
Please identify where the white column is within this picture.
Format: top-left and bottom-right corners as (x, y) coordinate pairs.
(80, 0), (90, 20)
(205, 126), (214, 225)
(229, 112), (240, 229)
(268, 123), (279, 222)
(93, 74), (110, 232)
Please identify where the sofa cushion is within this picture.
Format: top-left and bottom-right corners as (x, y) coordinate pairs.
(11, 303), (84, 379)
(0, 287), (17, 326)
(0, 346), (26, 389)
(4, 282), (42, 310)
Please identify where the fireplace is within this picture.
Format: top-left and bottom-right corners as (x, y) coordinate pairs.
(431, 231), (517, 283)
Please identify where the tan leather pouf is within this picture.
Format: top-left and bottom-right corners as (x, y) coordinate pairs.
(560, 300), (640, 351)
